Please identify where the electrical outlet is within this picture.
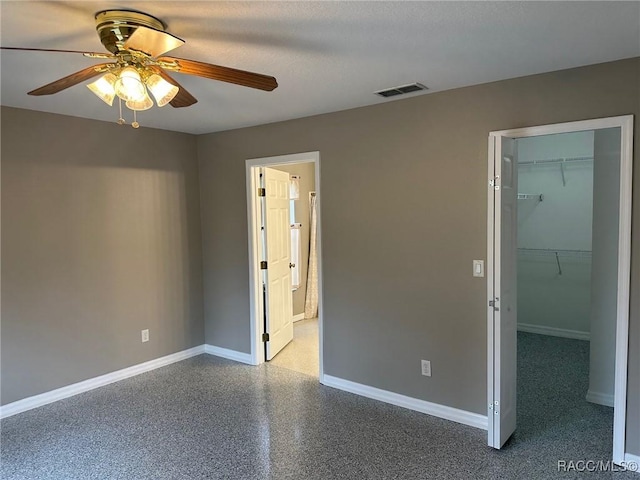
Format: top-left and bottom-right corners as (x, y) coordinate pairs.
(141, 329), (149, 343)
(421, 359), (431, 377)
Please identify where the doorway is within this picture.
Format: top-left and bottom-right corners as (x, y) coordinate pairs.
(246, 151), (324, 380)
(486, 116), (633, 464)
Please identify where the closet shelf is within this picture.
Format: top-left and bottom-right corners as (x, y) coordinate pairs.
(518, 156), (593, 187)
(517, 193), (544, 201)
(518, 248), (591, 257)
(518, 156), (593, 166)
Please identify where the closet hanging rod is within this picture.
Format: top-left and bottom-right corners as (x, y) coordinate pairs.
(518, 156), (593, 166)
(518, 248), (591, 275)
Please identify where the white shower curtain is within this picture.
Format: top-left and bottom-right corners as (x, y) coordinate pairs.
(304, 193), (318, 319)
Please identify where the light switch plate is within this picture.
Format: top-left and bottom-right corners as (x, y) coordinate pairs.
(421, 359), (431, 377)
(473, 260), (484, 277)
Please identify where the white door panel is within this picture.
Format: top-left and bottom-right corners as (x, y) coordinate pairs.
(490, 136), (518, 448)
(262, 167), (294, 360)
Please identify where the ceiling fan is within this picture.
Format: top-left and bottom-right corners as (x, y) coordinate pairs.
(1, 9), (278, 126)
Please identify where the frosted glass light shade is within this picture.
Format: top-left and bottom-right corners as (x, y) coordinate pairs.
(146, 74), (179, 107)
(87, 73), (117, 106)
(115, 67), (146, 102)
(125, 90), (154, 111)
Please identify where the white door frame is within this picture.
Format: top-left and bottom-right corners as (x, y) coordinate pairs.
(487, 115), (633, 464)
(246, 151), (324, 381)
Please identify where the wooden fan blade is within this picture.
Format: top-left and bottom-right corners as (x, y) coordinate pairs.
(124, 26), (184, 58)
(159, 56), (278, 92)
(148, 66), (198, 108)
(28, 63), (113, 96)
(1, 46), (111, 57)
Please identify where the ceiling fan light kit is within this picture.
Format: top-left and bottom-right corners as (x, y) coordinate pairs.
(87, 63), (177, 115)
(2, 9), (278, 128)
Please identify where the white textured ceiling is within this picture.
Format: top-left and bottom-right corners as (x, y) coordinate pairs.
(1, 1), (639, 134)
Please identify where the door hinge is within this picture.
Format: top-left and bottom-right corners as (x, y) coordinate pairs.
(262, 333), (270, 342)
(489, 298), (500, 311)
(489, 175), (500, 190)
(260, 261), (268, 270)
(258, 188), (266, 197)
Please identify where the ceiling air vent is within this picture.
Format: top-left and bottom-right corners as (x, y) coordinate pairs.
(375, 83), (428, 98)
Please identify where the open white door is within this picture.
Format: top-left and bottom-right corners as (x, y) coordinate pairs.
(488, 135), (518, 448)
(261, 167), (294, 360)
(486, 116), (632, 460)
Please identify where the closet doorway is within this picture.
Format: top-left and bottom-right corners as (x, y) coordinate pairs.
(486, 116), (633, 465)
(246, 151), (323, 380)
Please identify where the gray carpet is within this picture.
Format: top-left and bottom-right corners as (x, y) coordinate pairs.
(1, 333), (637, 479)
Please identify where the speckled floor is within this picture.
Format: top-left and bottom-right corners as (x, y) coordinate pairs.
(268, 318), (318, 377)
(1, 333), (637, 479)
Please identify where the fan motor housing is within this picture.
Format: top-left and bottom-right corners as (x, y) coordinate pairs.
(95, 10), (166, 54)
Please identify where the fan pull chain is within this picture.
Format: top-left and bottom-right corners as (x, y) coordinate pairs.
(116, 98), (141, 128)
(117, 98), (125, 125)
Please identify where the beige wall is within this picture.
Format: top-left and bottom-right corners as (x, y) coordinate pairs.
(273, 162), (316, 316)
(197, 58), (640, 455)
(1, 107), (204, 405)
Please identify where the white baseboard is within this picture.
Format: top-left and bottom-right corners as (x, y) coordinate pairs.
(586, 389), (615, 407)
(623, 453), (640, 470)
(293, 313), (305, 322)
(0, 345), (205, 419)
(518, 323), (590, 341)
(204, 344), (254, 365)
(322, 374), (488, 430)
